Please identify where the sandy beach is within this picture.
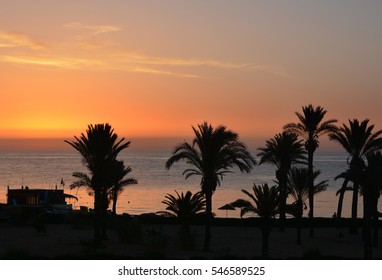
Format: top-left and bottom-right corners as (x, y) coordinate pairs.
(1, 221), (381, 260)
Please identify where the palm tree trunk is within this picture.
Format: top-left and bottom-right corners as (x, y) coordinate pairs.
(372, 195), (379, 248)
(296, 201), (303, 245)
(203, 191), (212, 251)
(101, 190), (108, 240)
(307, 149), (314, 237)
(261, 225), (270, 258)
(350, 182), (359, 234)
(94, 188), (102, 243)
(363, 193), (372, 259)
(277, 169), (287, 231)
(336, 179), (348, 218)
(112, 190), (118, 215)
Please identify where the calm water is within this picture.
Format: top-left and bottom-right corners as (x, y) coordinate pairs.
(0, 150), (369, 218)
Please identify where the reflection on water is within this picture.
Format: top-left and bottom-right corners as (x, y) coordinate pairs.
(0, 150), (368, 218)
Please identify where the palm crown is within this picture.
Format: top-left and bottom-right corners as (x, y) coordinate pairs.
(284, 104), (337, 152)
(157, 190), (206, 221)
(166, 122), (256, 194)
(329, 119), (382, 167)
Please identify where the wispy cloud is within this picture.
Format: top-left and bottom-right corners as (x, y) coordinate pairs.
(0, 24), (288, 78)
(118, 51), (253, 69)
(0, 55), (104, 69)
(0, 31), (44, 49)
(63, 22), (122, 35)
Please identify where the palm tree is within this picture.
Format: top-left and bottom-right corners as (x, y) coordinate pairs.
(360, 152), (382, 258)
(165, 122), (256, 251)
(65, 123), (130, 242)
(257, 132), (307, 229)
(284, 104), (337, 236)
(343, 152), (382, 258)
(108, 160), (138, 215)
(157, 190), (206, 237)
(230, 184), (280, 258)
(286, 167), (328, 245)
(329, 119), (382, 233)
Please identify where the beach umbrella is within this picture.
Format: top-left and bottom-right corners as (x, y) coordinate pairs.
(218, 203), (236, 218)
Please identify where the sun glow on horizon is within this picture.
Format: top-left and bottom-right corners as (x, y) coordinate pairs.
(1, 1), (382, 151)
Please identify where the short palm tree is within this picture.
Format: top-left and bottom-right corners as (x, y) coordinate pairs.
(329, 119), (382, 233)
(165, 122), (256, 251)
(157, 190), (205, 236)
(230, 184), (280, 258)
(108, 160), (138, 215)
(284, 104), (337, 236)
(65, 123), (130, 242)
(287, 167), (328, 245)
(257, 132), (307, 229)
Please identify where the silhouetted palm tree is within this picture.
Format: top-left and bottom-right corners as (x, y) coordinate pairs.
(108, 160), (137, 215)
(231, 184), (280, 258)
(65, 123), (130, 242)
(329, 119), (382, 233)
(284, 104), (337, 236)
(286, 167), (328, 245)
(157, 190), (205, 236)
(165, 122), (256, 251)
(343, 152), (382, 258)
(257, 132), (307, 229)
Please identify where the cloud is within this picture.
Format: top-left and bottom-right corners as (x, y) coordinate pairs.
(131, 67), (202, 78)
(0, 55), (104, 70)
(64, 22), (122, 35)
(0, 26), (288, 78)
(118, 51), (253, 69)
(0, 31), (44, 49)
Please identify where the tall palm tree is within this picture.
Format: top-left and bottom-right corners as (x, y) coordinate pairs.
(257, 132), (307, 229)
(286, 167), (328, 245)
(108, 160), (138, 215)
(230, 184), (280, 258)
(329, 119), (382, 233)
(284, 104), (337, 236)
(157, 190), (206, 236)
(345, 152), (382, 258)
(65, 123), (130, 242)
(165, 122), (256, 251)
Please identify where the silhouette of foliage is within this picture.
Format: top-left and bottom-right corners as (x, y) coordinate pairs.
(257, 131), (306, 228)
(284, 104), (337, 236)
(165, 122), (256, 251)
(65, 123), (130, 242)
(329, 119), (382, 233)
(230, 184), (280, 258)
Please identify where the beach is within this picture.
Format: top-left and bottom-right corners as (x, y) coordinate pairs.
(1, 219), (380, 260)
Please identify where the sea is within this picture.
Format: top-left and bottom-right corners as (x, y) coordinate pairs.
(0, 149), (371, 218)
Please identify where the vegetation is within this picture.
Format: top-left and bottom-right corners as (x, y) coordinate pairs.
(257, 131), (307, 229)
(108, 160), (138, 215)
(6, 106), (382, 260)
(329, 119), (382, 233)
(157, 190), (205, 249)
(65, 123), (131, 243)
(286, 167), (328, 244)
(284, 104), (337, 236)
(165, 122), (256, 251)
(230, 184), (280, 258)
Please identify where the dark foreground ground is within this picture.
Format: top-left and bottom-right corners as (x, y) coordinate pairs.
(0, 213), (381, 260)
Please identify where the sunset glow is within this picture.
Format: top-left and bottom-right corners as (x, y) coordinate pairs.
(1, 0), (382, 150)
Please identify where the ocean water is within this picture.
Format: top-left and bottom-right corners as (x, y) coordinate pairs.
(0, 149), (367, 218)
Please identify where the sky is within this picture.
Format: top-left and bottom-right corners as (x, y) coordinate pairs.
(1, 0), (382, 151)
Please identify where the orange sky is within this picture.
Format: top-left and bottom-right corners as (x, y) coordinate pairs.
(1, 1), (382, 150)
